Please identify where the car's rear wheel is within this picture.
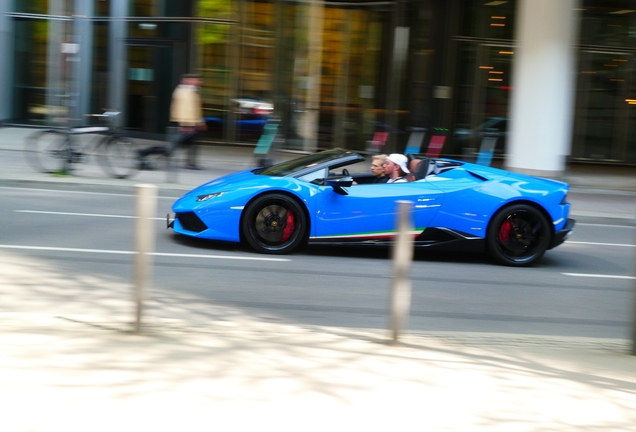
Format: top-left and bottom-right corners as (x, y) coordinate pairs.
(242, 193), (307, 254)
(486, 204), (551, 266)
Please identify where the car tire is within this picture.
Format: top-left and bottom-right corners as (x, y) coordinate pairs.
(242, 193), (307, 254)
(486, 203), (551, 267)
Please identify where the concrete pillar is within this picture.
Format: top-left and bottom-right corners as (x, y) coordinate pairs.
(0, 1), (13, 120)
(75, 1), (95, 122)
(109, 0), (129, 126)
(385, 0), (408, 153)
(505, 0), (580, 177)
(302, 0), (324, 153)
(47, 0), (66, 123)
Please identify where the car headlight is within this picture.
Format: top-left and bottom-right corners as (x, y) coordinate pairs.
(196, 191), (226, 202)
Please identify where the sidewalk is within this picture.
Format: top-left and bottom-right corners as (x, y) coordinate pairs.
(2, 248), (636, 432)
(1, 126), (636, 431)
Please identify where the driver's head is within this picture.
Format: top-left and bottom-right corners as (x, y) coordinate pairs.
(371, 154), (387, 177)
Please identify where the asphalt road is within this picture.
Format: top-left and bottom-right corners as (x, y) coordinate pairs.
(1, 185), (635, 339)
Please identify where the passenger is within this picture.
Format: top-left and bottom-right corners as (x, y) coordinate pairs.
(407, 158), (421, 182)
(371, 154), (389, 183)
(384, 153), (410, 183)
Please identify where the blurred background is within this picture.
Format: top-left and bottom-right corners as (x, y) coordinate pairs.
(1, 0), (636, 165)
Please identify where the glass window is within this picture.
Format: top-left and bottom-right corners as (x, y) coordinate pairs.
(94, 0), (109, 17)
(197, 18), (233, 141)
(131, 0), (157, 17)
(90, 21), (109, 114)
(12, 18), (49, 123)
(259, 148), (355, 176)
(451, 43), (512, 157)
(130, 0), (192, 17)
(572, 51), (633, 162)
(579, 2), (636, 48)
(238, 1), (274, 102)
(15, 0), (49, 14)
(459, 0), (516, 40)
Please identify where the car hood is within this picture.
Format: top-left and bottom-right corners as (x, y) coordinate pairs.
(172, 168), (312, 213)
(181, 169), (260, 197)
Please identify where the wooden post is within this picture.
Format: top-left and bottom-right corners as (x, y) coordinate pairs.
(390, 200), (414, 345)
(631, 241), (636, 355)
(133, 184), (157, 334)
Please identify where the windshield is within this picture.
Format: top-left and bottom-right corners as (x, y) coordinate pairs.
(257, 148), (356, 177)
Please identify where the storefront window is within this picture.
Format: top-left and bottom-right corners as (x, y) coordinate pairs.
(579, 2), (636, 48)
(196, 0), (275, 144)
(12, 18), (49, 123)
(90, 22), (109, 114)
(94, 0), (109, 17)
(572, 51), (634, 162)
(15, 0), (49, 14)
(459, 0), (516, 40)
(130, 0), (193, 17)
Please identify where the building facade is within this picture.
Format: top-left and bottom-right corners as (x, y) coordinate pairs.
(1, 0), (636, 169)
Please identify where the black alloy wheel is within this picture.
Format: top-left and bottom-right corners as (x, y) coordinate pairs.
(486, 204), (551, 266)
(242, 193), (307, 254)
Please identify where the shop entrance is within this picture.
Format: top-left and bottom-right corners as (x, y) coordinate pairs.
(125, 39), (187, 136)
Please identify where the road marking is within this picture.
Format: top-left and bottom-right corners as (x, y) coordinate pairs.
(15, 210), (163, 220)
(0, 186), (179, 199)
(0, 244), (134, 254)
(0, 245), (290, 262)
(576, 222), (635, 228)
(563, 273), (635, 280)
(151, 252), (289, 262)
(565, 241), (635, 248)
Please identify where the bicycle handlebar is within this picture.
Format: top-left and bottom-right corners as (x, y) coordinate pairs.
(85, 110), (120, 118)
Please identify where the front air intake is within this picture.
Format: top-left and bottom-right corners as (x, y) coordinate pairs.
(176, 212), (208, 233)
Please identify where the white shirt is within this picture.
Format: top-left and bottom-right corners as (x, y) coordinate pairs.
(387, 177), (407, 183)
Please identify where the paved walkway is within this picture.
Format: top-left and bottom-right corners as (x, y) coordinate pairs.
(1, 126), (636, 431)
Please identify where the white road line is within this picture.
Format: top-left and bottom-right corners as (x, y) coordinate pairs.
(151, 252), (289, 262)
(0, 245), (290, 262)
(565, 241), (635, 248)
(576, 222), (635, 228)
(0, 186), (178, 199)
(563, 273), (636, 280)
(15, 210), (164, 220)
(0, 245), (134, 255)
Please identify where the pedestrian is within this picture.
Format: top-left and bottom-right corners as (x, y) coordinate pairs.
(383, 153), (410, 183)
(137, 74), (207, 170)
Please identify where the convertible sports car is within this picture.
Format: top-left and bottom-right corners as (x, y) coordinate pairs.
(169, 148), (574, 266)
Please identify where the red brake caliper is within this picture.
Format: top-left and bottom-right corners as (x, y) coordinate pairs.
(281, 211), (296, 242)
(499, 220), (513, 242)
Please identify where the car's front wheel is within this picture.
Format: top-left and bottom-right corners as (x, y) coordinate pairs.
(486, 204), (551, 266)
(242, 193), (307, 254)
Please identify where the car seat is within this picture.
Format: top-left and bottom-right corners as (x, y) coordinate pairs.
(407, 157), (431, 181)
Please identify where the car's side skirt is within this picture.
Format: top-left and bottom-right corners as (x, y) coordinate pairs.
(308, 227), (486, 253)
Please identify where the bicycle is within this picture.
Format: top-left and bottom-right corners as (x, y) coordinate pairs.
(24, 110), (139, 179)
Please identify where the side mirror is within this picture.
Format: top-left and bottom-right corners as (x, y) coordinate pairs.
(325, 176), (353, 195)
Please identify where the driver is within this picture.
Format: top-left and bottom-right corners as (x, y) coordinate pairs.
(384, 154), (410, 183)
(370, 154), (389, 183)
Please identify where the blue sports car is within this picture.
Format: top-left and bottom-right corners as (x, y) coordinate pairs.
(169, 148), (574, 266)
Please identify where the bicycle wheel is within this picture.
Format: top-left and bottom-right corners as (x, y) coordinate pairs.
(97, 135), (139, 179)
(24, 130), (71, 174)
